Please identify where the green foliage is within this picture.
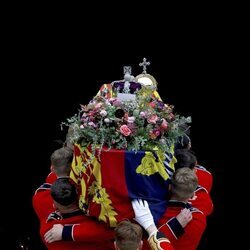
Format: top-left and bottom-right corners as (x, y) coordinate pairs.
(62, 88), (191, 154)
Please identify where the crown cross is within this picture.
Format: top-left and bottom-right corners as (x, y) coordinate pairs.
(139, 58), (150, 74)
(123, 66), (132, 75)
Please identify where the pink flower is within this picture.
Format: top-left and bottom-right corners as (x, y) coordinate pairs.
(89, 111), (96, 117)
(149, 129), (161, 139)
(149, 102), (156, 109)
(120, 125), (131, 136)
(94, 103), (102, 109)
(160, 118), (168, 130)
(89, 116), (95, 122)
(113, 100), (122, 107)
(147, 114), (159, 124)
(168, 113), (175, 120)
(154, 130), (161, 137)
(127, 123), (137, 134)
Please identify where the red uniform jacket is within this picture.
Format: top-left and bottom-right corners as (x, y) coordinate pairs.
(189, 186), (214, 217)
(157, 201), (206, 250)
(32, 183), (54, 221)
(33, 171), (58, 221)
(69, 215), (184, 249)
(46, 171), (57, 184)
(33, 174), (115, 249)
(33, 171), (57, 221)
(40, 211), (115, 250)
(195, 165), (213, 193)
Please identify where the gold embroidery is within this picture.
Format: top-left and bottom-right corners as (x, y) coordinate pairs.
(136, 151), (169, 180)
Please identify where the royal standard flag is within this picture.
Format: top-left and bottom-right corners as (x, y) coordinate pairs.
(70, 144), (173, 227)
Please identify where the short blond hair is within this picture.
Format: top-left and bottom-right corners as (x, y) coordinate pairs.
(114, 220), (142, 250)
(171, 168), (198, 200)
(50, 147), (73, 176)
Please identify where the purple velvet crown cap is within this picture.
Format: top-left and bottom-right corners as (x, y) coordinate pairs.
(112, 81), (142, 94)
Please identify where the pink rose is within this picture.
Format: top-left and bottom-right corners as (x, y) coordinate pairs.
(149, 102), (156, 108)
(120, 125), (131, 136)
(147, 114), (158, 124)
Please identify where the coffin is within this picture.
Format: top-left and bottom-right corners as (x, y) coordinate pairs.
(70, 144), (174, 227)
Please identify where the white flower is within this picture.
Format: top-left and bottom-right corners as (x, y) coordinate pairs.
(127, 116), (135, 123)
(186, 116), (192, 123)
(139, 111), (146, 118)
(100, 110), (107, 117)
(88, 122), (97, 127)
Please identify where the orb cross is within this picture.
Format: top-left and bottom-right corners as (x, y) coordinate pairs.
(139, 58), (150, 74)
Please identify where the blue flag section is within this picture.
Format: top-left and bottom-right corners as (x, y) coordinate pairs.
(125, 150), (171, 224)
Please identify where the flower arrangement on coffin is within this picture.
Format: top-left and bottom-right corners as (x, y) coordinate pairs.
(62, 87), (191, 154)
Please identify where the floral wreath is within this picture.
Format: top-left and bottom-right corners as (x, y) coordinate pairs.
(62, 85), (191, 154)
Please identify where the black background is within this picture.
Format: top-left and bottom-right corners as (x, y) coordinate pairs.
(2, 13), (240, 249)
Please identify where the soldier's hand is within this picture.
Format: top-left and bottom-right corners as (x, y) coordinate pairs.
(44, 224), (63, 243)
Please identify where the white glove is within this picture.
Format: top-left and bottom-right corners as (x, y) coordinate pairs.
(132, 199), (155, 230)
